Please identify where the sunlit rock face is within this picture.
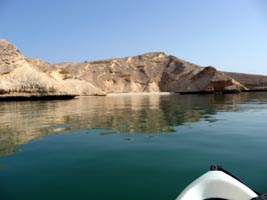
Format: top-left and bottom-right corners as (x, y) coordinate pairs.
(0, 39), (25, 75)
(54, 53), (248, 94)
(224, 72), (267, 91)
(2, 38), (264, 97)
(0, 39), (104, 97)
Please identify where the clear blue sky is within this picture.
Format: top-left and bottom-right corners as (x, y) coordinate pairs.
(0, 0), (266, 74)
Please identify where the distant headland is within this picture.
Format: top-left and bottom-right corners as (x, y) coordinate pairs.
(1, 39), (267, 100)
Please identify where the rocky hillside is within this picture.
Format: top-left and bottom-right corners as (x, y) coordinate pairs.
(224, 72), (267, 91)
(0, 39), (103, 98)
(1, 38), (266, 98)
(54, 53), (247, 94)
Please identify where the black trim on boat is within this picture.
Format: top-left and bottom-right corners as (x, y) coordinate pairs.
(204, 199), (229, 200)
(210, 164), (244, 184)
(210, 164), (261, 196)
(251, 194), (267, 200)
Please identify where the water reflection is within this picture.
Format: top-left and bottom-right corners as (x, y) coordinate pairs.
(0, 92), (267, 156)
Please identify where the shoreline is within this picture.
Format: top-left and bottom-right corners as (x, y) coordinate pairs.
(1, 90), (267, 101)
(0, 95), (77, 101)
(106, 92), (176, 96)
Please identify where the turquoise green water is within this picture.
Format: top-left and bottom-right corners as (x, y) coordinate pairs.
(0, 93), (267, 199)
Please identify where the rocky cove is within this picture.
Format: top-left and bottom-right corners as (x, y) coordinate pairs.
(1, 38), (267, 99)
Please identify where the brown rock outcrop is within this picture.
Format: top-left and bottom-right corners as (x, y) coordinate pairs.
(0, 39), (258, 98)
(224, 72), (267, 91)
(0, 39), (104, 97)
(0, 39), (25, 75)
(55, 53), (248, 94)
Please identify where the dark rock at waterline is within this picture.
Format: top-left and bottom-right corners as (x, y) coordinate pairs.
(0, 95), (76, 101)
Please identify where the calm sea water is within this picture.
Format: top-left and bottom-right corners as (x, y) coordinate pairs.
(0, 93), (267, 200)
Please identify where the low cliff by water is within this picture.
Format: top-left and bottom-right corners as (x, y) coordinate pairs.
(224, 72), (267, 91)
(0, 39), (266, 98)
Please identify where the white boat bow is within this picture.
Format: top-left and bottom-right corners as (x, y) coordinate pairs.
(176, 165), (266, 200)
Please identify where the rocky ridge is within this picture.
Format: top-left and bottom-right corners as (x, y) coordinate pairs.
(0, 39), (265, 98)
(0, 39), (103, 97)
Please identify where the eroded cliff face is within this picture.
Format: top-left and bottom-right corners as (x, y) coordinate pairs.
(53, 53), (248, 94)
(0, 39), (64, 96)
(224, 72), (267, 91)
(0, 39), (104, 97)
(0, 39), (250, 97)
